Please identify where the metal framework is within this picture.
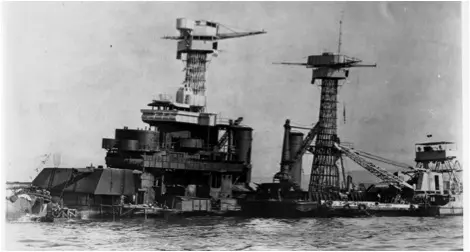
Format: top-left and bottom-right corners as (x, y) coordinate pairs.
(291, 122), (320, 163)
(273, 19), (375, 196)
(414, 142), (463, 194)
(309, 79), (341, 191)
(274, 54), (375, 194)
(215, 117), (243, 151)
(335, 143), (414, 189)
(184, 52), (208, 95)
(163, 19), (266, 112)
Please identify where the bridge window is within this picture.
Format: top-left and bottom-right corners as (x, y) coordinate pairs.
(206, 22), (217, 28)
(424, 146), (433, 152)
(435, 175), (440, 191)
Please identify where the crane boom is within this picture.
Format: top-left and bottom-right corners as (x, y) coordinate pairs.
(291, 122), (320, 164)
(334, 143), (414, 189)
(215, 117), (243, 151)
(162, 31), (267, 41)
(353, 149), (415, 170)
(217, 31), (267, 40)
(162, 20), (266, 41)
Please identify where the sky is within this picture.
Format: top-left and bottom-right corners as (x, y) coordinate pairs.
(2, 2), (463, 182)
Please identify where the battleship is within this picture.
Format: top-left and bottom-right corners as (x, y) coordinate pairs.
(7, 18), (266, 220)
(6, 17), (462, 221)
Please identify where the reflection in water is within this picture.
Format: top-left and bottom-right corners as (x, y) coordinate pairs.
(5, 216), (463, 250)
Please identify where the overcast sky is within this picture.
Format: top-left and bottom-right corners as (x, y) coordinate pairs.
(2, 2), (462, 182)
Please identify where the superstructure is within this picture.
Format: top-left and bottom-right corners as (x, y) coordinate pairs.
(30, 18), (266, 217)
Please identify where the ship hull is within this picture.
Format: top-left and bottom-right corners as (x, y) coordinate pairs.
(435, 206), (463, 216)
(239, 200), (320, 218)
(239, 199), (463, 218)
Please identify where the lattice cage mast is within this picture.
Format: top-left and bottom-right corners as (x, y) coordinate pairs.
(162, 19), (266, 112)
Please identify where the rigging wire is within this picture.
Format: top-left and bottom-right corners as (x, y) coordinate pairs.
(218, 23), (259, 34)
(353, 149), (415, 170)
(219, 24), (239, 34)
(357, 153), (410, 169)
(290, 120), (316, 128)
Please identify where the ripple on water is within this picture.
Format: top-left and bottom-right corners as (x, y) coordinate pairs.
(5, 216), (463, 251)
(17, 239), (46, 243)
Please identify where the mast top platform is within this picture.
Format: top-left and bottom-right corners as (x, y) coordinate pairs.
(273, 52), (376, 69)
(163, 18), (266, 58)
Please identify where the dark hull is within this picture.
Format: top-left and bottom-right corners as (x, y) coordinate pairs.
(240, 200), (463, 218)
(240, 200), (320, 218)
(57, 204), (244, 220)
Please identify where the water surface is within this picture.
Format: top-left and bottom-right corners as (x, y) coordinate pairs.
(5, 216), (463, 250)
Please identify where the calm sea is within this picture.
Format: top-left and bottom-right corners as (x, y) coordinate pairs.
(4, 216), (463, 251)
